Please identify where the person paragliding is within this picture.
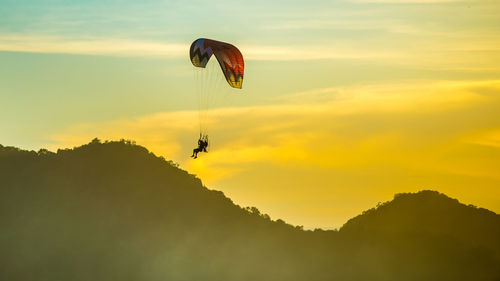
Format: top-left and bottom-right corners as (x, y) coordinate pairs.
(191, 134), (209, 159)
(189, 38), (244, 159)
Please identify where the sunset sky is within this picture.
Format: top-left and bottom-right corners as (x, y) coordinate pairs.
(1, 0), (499, 228)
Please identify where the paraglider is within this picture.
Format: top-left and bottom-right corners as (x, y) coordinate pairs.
(189, 38), (244, 158)
(191, 134), (209, 159)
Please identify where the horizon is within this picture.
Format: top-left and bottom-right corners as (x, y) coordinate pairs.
(1, 0), (500, 228)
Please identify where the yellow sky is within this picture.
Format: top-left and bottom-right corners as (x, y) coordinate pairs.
(47, 79), (500, 228)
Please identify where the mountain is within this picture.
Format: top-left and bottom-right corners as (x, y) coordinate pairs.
(1, 139), (499, 281)
(339, 190), (500, 281)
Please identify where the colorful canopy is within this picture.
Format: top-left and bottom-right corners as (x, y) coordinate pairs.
(190, 38), (244, 89)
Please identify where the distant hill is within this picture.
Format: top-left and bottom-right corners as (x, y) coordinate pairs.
(1, 139), (499, 281)
(339, 190), (500, 281)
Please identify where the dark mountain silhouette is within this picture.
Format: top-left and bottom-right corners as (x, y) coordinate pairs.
(1, 139), (499, 281)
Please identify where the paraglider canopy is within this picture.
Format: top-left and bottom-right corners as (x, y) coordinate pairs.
(190, 38), (244, 89)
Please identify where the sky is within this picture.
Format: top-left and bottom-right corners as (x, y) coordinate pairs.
(1, 0), (499, 228)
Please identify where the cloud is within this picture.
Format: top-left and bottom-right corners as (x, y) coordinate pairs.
(467, 130), (500, 148)
(0, 34), (399, 61)
(1, 34), (499, 71)
(349, 0), (461, 3)
(47, 79), (500, 177)
(272, 80), (490, 113)
(262, 18), (424, 35)
(0, 35), (187, 57)
(242, 45), (400, 61)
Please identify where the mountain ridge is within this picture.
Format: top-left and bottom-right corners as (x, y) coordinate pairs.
(1, 139), (499, 281)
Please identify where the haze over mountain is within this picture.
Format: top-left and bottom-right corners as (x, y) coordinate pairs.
(1, 139), (499, 281)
